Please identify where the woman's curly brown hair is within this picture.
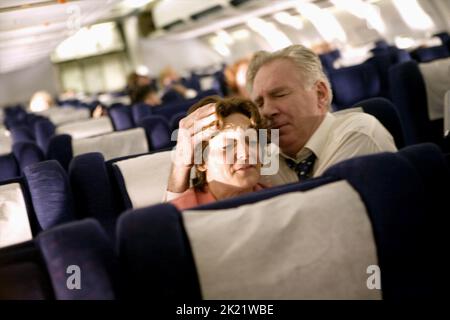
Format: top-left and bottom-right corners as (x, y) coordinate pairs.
(187, 96), (267, 191)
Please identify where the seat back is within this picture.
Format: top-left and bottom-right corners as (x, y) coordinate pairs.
(12, 141), (45, 174)
(47, 128), (150, 170)
(23, 160), (76, 230)
(389, 60), (448, 145)
(138, 115), (172, 150)
(55, 116), (113, 140)
(117, 175), (380, 299)
(0, 179), (34, 248)
(329, 62), (381, 109)
(411, 45), (450, 63)
(350, 97), (405, 148)
(117, 204), (202, 299)
(36, 219), (118, 300)
(34, 118), (56, 153)
(324, 144), (449, 299)
(108, 104), (134, 131)
(69, 153), (117, 238)
(131, 103), (152, 125)
(111, 150), (173, 210)
(0, 153), (20, 181)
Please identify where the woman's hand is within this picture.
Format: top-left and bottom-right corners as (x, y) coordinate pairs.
(173, 103), (218, 168)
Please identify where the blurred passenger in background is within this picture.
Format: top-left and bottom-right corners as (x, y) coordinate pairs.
(159, 66), (197, 103)
(224, 56), (252, 98)
(131, 85), (161, 106)
(29, 90), (55, 112)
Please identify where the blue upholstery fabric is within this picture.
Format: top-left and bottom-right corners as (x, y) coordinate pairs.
(24, 160), (75, 230)
(46, 134), (73, 171)
(323, 146), (446, 299)
(389, 60), (440, 145)
(131, 102), (152, 125)
(365, 49), (411, 99)
(69, 153), (117, 239)
(351, 97), (405, 148)
(433, 32), (450, 44)
(139, 115), (173, 150)
(319, 49), (341, 74)
(152, 99), (195, 121)
(0, 153), (20, 181)
(12, 142), (45, 173)
(169, 111), (186, 132)
(161, 88), (185, 104)
(196, 88), (222, 99)
(211, 70), (228, 96)
(34, 119), (56, 153)
(194, 176), (338, 211)
(411, 45), (449, 63)
(10, 126), (35, 144)
(117, 204), (201, 299)
(108, 105), (134, 131)
(329, 62), (381, 109)
(36, 219), (118, 300)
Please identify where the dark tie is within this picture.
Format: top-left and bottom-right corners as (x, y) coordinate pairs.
(285, 153), (317, 181)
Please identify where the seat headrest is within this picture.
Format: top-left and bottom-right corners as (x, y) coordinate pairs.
(182, 180), (379, 299)
(0, 153), (20, 181)
(24, 160), (75, 230)
(12, 142), (45, 172)
(117, 204), (201, 299)
(72, 127), (149, 161)
(330, 63), (381, 108)
(56, 116), (113, 140)
(36, 219), (117, 299)
(323, 147), (443, 299)
(112, 150), (172, 209)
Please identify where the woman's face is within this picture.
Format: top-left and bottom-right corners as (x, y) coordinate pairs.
(203, 113), (261, 190)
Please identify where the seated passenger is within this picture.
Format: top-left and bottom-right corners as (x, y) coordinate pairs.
(131, 85), (161, 106)
(29, 90), (55, 112)
(159, 66), (197, 103)
(171, 96), (267, 210)
(165, 44), (397, 201)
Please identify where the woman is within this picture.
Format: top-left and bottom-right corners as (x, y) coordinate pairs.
(171, 96), (268, 210)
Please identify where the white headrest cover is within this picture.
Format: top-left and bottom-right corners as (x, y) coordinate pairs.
(56, 116), (113, 139)
(182, 180), (381, 299)
(444, 90), (450, 136)
(114, 150), (172, 208)
(0, 127), (12, 156)
(418, 58), (450, 121)
(72, 127), (148, 161)
(0, 183), (33, 248)
(39, 107), (90, 125)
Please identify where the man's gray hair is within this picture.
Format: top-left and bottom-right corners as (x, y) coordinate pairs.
(246, 44), (333, 107)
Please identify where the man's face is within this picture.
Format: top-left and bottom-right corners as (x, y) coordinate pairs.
(250, 58), (328, 157)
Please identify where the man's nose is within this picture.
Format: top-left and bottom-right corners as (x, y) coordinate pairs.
(260, 101), (278, 119)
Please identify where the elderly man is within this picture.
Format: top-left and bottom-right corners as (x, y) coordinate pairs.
(166, 45), (396, 198)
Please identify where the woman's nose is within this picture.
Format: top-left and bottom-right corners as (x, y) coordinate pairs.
(235, 142), (250, 163)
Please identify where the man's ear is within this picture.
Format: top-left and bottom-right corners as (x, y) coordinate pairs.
(316, 81), (329, 111)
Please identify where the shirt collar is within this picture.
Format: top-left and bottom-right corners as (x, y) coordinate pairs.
(281, 112), (335, 162)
